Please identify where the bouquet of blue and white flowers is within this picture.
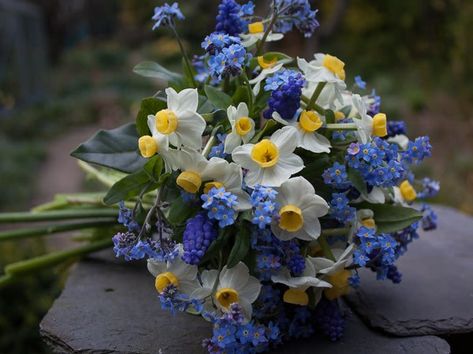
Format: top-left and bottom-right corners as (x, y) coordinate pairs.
(0, 1), (440, 352)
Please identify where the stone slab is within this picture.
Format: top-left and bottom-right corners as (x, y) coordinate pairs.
(345, 205), (473, 337)
(40, 252), (450, 354)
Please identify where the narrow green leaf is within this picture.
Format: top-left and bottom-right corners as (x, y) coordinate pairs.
(133, 61), (182, 82)
(227, 225), (251, 268)
(250, 119), (278, 143)
(136, 98), (167, 136)
(204, 85), (233, 110)
(357, 203), (423, 233)
(166, 197), (199, 226)
(348, 167), (368, 195)
(71, 123), (146, 174)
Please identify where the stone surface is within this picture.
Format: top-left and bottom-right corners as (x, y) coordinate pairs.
(41, 250), (450, 354)
(346, 205), (473, 337)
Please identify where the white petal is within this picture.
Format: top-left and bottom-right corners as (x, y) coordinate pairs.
(179, 279), (201, 296)
(224, 132), (243, 154)
(175, 111), (206, 149)
(147, 115), (157, 136)
(272, 112), (290, 126)
(276, 153), (304, 175)
(279, 177), (315, 206)
(239, 298), (253, 321)
(239, 276), (261, 303)
(233, 190), (252, 211)
(300, 132), (331, 153)
(147, 259), (166, 277)
(232, 144), (259, 170)
(236, 102), (249, 118)
(219, 262), (249, 290)
(168, 88), (198, 115)
(201, 269), (219, 289)
(169, 258), (197, 281)
(227, 105), (237, 126)
(271, 126), (299, 155)
(244, 168), (265, 188)
(302, 214), (322, 239)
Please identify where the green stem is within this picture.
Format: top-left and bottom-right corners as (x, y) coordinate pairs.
(202, 126), (221, 157)
(307, 82), (327, 110)
(241, 73), (254, 116)
(170, 25), (197, 88)
(320, 227), (350, 238)
(325, 123), (358, 130)
(0, 220), (117, 242)
(5, 238), (113, 276)
(318, 235), (336, 261)
(0, 209), (118, 223)
(256, 4), (278, 55)
(0, 275), (14, 288)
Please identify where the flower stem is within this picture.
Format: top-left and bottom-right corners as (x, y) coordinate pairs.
(202, 126), (221, 157)
(0, 209), (118, 223)
(325, 123), (358, 130)
(318, 235), (336, 261)
(256, 2), (278, 55)
(241, 72), (254, 116)
(307, 82), (327, 111)
(0, 219), (117, 242)
(5, 238), (113, 277)
(170, 25), (197, 88)
(320, 227), (350, 237)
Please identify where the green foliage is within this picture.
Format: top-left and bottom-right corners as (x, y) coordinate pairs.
(133, 61), (183, 82)
(136, 97), (167, 136)
(357, 202), (423, 233)
(204, 85), (233, 111)
(227, 224), (251, 268)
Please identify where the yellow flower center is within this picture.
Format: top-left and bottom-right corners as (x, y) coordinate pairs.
(372, 113), (388, 137)
(334, 111), (346, 121)
(324, 270), (351, 300)
(322, 54), (346, 80)
(248, 21), (264, 34)
(251, 139), (280, 168)
(235, 117), (252, 136)
(361, 218), (376, 228)
(283, 288), (309, 306)
(138, 135), (158, 158)
(203, 181), (225, 194)
(400, 180), (417, 202)
(177, 171), (202, 193)
(155, 271), (179, 293)
(215, 288), (239, 308)
(155, 109), (178, 135)
(299, 110), (323, 133)
(257, 56), (277, 69)
(279, 205), (304, 232)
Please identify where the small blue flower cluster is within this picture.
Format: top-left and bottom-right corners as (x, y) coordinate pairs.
(323, 162), (352, 189)
(254, 285), (282, 320)
(329, 193), (356, 225)
(313, 298), (345, 341)
(208, 134), (228, 158)
(332, 118), (357, 142)
(202, 187), (238, 228)
(387, 120), (407, 137)
(417, 178), (440, 199)
(215, 0), (255, 36)
(203, 303), (279, 353)
(346, 138), (405, 188)
(159, 284), (204, 314)
(182, 213), (218, 265)
(283, 240), (306, 276)
(274, 0), (320, 38)
(421, 204), (438, 231)
(353, 227), (398, 268)
(354, 75), (367, 90)
(152, 2), (185, 30)
(367, 89), (381, 116)
(251, 228), (283, 280)
(287, 307), (315, 339)
(118, 201), (140, 232)
(112, 233), (178, 262)
(402, 136), (432, 165)
(250, 185), (279, 229)
(264, 71), (305, 120)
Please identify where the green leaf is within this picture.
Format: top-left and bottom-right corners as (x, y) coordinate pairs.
(227, 224), (251, 268)
(232, 86), (250, 106)
(71, 123), (146, 174)
(204, 85), (233, 110)
(133, 61), (182, 82)
(136, 97), (167, 136)
(200, 228), (230, 264)
(103, 156), (163, 205)
(357, 203), (423, 233)
(348, 167), (368, 195)
(250, 119), (278, 143)
(166, 196), (199, 226)
(324, 109), (336, 124)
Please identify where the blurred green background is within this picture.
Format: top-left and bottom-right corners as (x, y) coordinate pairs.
(0, 0), (471, 352)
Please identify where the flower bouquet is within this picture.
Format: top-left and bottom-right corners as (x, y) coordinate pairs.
(0, 0), (441, 353)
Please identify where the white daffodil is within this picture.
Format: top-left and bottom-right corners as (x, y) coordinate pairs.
(272, 110), (331, 154)
(271, 176), (329, 241)
(137, 115), (178, 173)
(201, 157), (251, 210)
(393, 180), (417, 205)
(224, 103), (256, 154)
(192, 262), (261, 320)
(240, 21), (283, 47)
(173, 149), (210, 194)
(147, 250), (200, 296)
(249, 61), (284, 95)
(360, 186), (386, 204)
(232, 126), (304, 187)
(388, 134), (409, 150)
(148, 88), (206, 150)
(351, 94), (387, 144)
(310, 245), (355, 300)
(271, 259), (332, 306)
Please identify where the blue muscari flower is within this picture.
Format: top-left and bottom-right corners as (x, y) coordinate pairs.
(387, 120), (407, 137)
(209, 134), (228, 159)
(254, 285), (282, 320)
(152, 2), (185, 30)
(329, 193), (356, 224)
(314, 298), (345, 341)
(118, 201), (140, 232)
(417, 178), (440, 199)
(288, 307), (314, 339)
(284, 240), (305, 276)
(274, 0), (320, 38)
(323, 162), (352, 189)
(421, 204), (438, 231)
(349, 273), (361, 288)
(182, 213), (218, 265)
(264, 72), (305, 120)
(250, 185), (279, 229)
(354, 75), (367, 89)
(215, 0), (247, 36)
(202, 187), (238, 228)
(386, 265), (402, 283)
(403, 136), (432, 165)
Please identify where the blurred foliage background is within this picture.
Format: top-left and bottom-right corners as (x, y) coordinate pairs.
(0, 0), (471, 352)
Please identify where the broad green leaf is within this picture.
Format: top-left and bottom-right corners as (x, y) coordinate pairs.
(166, 196), (199, 226)
(227, 225), (251, 268)
(200, 228), (231, 264)
(232, 86), (250, 106)
(198, 95), (216, 114)
(103, 156), (163, 205)
(357, 203), (423, 233)
(136, 97), (167, 136)
(71, 123), (146, 174)
(204, 85), (233, 110)
(182, 58), (197, 87)
(348, 168), (368, 195)
(133, 61), (182, 82)
(340, 105), (352, 117)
